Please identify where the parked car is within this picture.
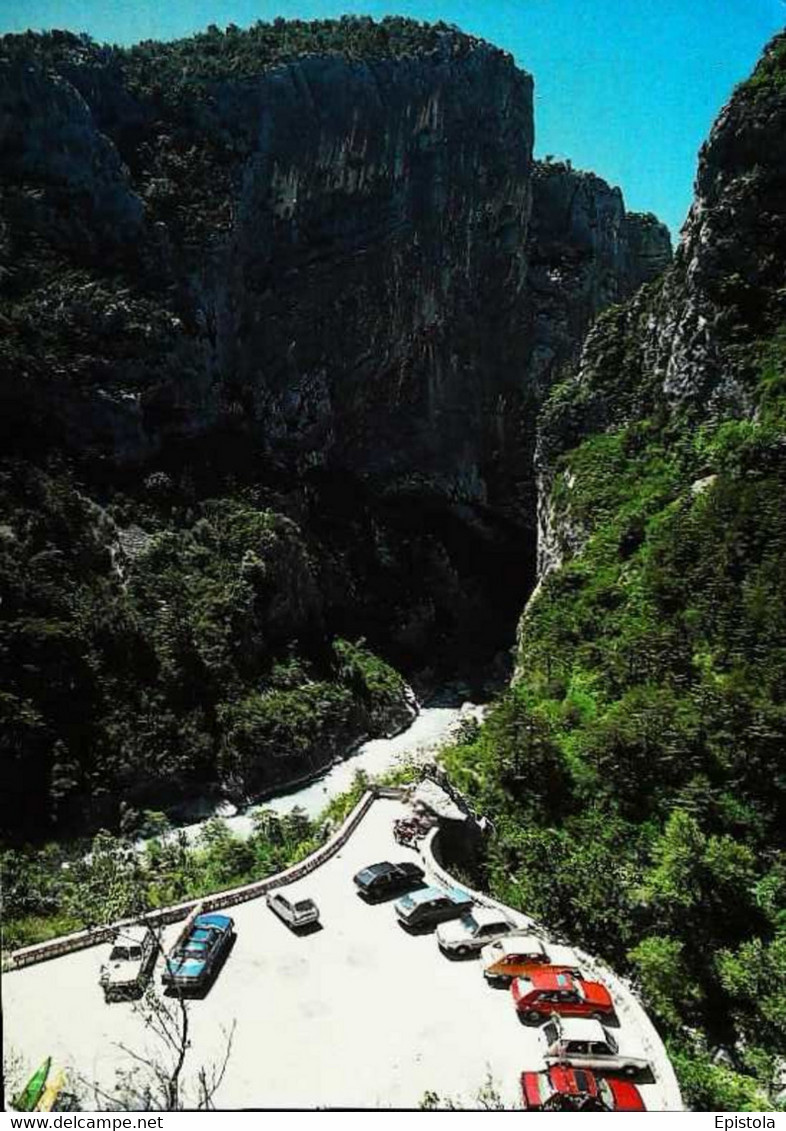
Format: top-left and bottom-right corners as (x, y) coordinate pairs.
(436, 907), (518, 956)
(353, 860), (425, 901)
(512, 967), (614, 1023)
(481, 935), (581, 986)
(540, 1017), (650, 1077)
(162, 912), (234, 991)
(99, 926), (157, 1001)
(520, 1066), (646, 1111)
(394, 885), (473, 931)
(266, 889), (320, 929)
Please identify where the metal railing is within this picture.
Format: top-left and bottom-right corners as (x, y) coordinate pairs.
(4, 787), (405, 972)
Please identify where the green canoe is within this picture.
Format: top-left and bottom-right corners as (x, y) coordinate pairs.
(13, 1057), (51, 1112)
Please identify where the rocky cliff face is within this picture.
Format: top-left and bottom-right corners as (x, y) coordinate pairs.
(0, 19), (676, 839)
(0, 22), (669, 677)
(523, 161), (669, 400)
(533, 34), (786, 582)
(455, 36), (786, 1109)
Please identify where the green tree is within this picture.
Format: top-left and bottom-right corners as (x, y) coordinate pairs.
(628, 935), (703, 1030)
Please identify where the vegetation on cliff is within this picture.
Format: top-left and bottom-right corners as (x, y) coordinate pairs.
(1, 800), (319, 951)
(444, 358), (786, 1105)
(0, 463), (410, 841)
(443, 35), (786, 1111)
(2, 17), (481, 79)
(0, 13), (668, 855)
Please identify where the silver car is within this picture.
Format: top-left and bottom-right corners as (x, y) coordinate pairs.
(99, 925), (157, 1001)
(436, 908), (518, 957)
(540, 1017), (650, 1077)
(266, 889), (320, 929)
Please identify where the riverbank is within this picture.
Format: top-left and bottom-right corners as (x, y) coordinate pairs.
(157, 701), (483, 847)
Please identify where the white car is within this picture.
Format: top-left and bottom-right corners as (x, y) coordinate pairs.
(266, 889), (320, 929)
(540, 1017), (650, 1077)
(436, 907), (519, 956)
(99, 925), (157, 1001)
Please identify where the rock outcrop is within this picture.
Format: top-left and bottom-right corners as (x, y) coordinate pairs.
(0, 18), (676, 839)
(532, 33), (786, 582)
(0, 21), (670, 675)
(523, 161), (669, 399)
(503, 37), (786, 1107)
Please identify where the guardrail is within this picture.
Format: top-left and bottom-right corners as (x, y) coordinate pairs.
(6, 780), (682, 1108)
(4, 787), (398, 973)
(421, 827), (539, 933)
(419, 826), (684, 1112)
(576, 948), (683, 1112)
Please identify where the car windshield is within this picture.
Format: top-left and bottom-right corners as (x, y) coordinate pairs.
(295, 901), (314, 912)
(110, 946), (130, 961)
(128, 945), (142, 960)
(460, 912), (479, 933)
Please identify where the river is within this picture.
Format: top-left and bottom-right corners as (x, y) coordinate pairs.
(144, 701), (482, 849)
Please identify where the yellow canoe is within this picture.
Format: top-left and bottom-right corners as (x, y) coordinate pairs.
(35, 1068), (65, 1112)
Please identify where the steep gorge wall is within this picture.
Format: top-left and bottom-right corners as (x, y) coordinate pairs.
(532, 32), (786, 582)
(0, 20), (678, 841)
(524, 161), (670, 400)
(0, 24), (670, 676)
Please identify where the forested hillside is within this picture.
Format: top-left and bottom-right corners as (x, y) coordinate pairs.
(443, 32), (786, 1110)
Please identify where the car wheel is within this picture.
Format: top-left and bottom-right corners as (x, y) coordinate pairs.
(623, 1064), (637, 1077)
(526, 1010), (542, 1024)
(591, 1011), (606, 1022)
(456, 945), (471, 958)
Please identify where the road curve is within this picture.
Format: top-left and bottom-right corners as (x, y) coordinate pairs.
(3, 797), (677, 1110)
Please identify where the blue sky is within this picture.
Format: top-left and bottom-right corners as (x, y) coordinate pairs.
(2, 0), (784, 235)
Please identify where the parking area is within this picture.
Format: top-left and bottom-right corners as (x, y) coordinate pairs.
(3, 799), (667, 1109)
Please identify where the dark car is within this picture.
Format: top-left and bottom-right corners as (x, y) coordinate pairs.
(162, 912), (234, 991)
(353, 860), (425, 900)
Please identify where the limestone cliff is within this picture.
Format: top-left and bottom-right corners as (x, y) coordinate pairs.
(523, 160), (669, 400)
(533, 32), (786, 582)
(0, 22), (670, 677)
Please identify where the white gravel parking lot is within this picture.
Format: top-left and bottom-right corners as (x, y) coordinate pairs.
(3, 798), (667, 1109)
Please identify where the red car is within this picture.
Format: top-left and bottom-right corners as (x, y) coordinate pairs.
(521, 1066), (646, 1111)
(511, 967), (614, 1023)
